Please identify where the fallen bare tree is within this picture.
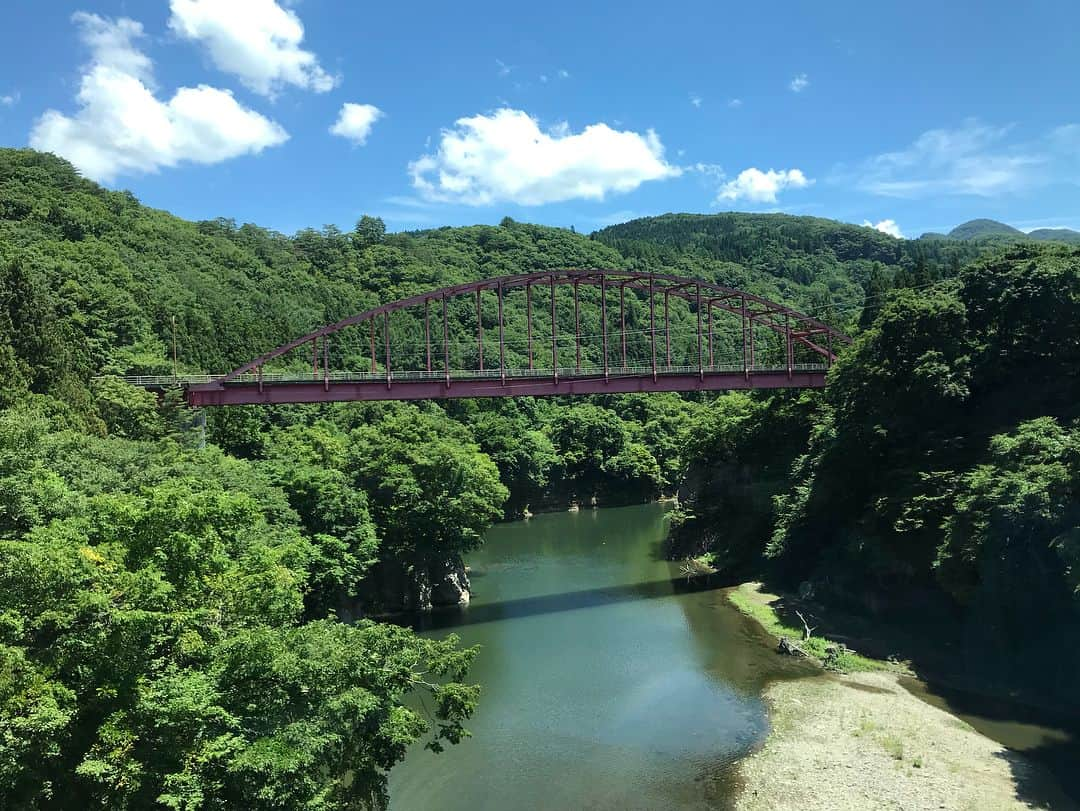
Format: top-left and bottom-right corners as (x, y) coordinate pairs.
(777, 636), (809, 657)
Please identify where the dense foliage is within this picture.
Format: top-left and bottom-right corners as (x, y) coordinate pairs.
(4, 144), (1077, 803)
(0, 149), (722, 806)
(594, 212), (985, 330)
(0, 403), (480, 808)
(679, 244), (1080, 696)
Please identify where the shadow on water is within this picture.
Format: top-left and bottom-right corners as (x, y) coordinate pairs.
(994, 740), (1080, 811)
(406, 572), (741, 632)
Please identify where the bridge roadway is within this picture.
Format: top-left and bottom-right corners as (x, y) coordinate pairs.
(123, 363), (831, 407)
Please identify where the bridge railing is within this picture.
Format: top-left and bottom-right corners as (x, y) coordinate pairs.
(114, 363), (830, 388)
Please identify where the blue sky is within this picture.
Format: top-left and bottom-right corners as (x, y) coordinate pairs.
(1, 0), (1078, 238)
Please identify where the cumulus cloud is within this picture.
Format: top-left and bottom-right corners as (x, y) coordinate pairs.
(30, 12), (287, 183)
(862, 218), (904, 238)
(728, 98), (743, 108)
(0, 91), (19, 107)
(72, 13), (153, 84)
(690, 94), (703, 108)
(409, 108), (681, 206)
(717, 167), (811, 203)
(789, 73), (809, 92)
(329, 103), (383, 145)
(168, 0), (337, 96)
(843, 119), (1079, 198)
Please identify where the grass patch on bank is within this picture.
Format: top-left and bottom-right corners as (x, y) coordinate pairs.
(880, 734), (905, 761)
(728, 582), (890, 673)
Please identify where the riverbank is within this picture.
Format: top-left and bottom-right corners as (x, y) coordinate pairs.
(728, 583), (1075, 811)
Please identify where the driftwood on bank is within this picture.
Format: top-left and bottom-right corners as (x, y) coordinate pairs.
(794, 609), (816, 642)
(777, 636), (809, 657)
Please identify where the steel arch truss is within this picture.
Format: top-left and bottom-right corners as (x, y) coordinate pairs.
(187, 269), (850, 406)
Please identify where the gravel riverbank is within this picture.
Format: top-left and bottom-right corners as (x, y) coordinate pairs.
(729, 584), (1075, 811)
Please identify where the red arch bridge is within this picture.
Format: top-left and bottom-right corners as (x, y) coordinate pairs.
(133, 270), (851, 407)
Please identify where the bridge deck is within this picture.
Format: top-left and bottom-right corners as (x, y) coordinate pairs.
(117, 364), (831, 406)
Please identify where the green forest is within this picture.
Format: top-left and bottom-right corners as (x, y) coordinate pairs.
(1, 147), (1078, 807)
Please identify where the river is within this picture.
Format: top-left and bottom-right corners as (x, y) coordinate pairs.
(388, 503), (811, 810)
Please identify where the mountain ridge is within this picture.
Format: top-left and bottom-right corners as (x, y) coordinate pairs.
(919, 217), (1080, 243)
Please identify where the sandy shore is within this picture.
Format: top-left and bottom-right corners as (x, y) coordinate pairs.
(730, 585), (1075, 811)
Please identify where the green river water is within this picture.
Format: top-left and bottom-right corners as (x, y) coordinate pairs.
(387, 503), (807, 810)
(387, 502), (1080, 810)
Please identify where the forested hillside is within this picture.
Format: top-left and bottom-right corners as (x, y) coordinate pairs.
(3, 146), (1077, 805)
(593, 212), (985, 324)
(0, 150), (759, 806)
(675, 243), (1080, 700)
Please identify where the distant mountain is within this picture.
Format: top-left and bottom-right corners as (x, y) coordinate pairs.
(591, 213), (987, 328)
(947, 219), (1024, 240)
(1027, 228), (1080, 244)
(924, 218), (1080, 244)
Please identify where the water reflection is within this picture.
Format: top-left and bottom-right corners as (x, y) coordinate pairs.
(388, 503), (788, 811)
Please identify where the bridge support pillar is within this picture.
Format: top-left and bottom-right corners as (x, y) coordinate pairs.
(601, 276), (608, 380)
(425, 298), (432, 372)
(786, 313), (793, 379)
(498, 280), (505, 385)
(526, 282), (534, 370)
(385, 311), (392, 389)
(741, 297), (748, 379)
(650, 275), (657, 383)
(696, 284), (703, 380)
(442, 295), (450, 389)
(664, 290), (671, 370)
(620, 283), (627, 370)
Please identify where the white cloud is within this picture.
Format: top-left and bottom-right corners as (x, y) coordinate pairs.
(329, 103), (383, 145)
(539, 74), (549, 83)
(691, 162), (725, 179)
(717, 167), (811, 203)
(0, 91), (19, 107)
(30, 13), (287, 183)
(167, 0), (337, 96)
(558, 69), (570, 79)
(496, 59), (513, 77)
(845, 119), (1079, 198)
(409, 108), (680, 206)
(690, 94), (703, 108)
(72, 12), (153, 84)
(728, 98), (743, 108)
(862, 218), (904, 238)
(789, 73), (809, 92)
